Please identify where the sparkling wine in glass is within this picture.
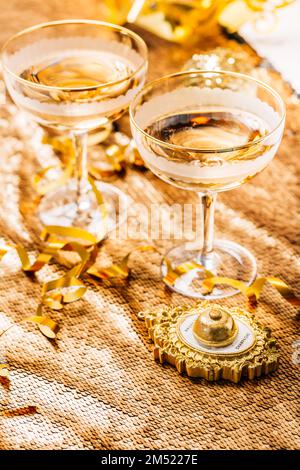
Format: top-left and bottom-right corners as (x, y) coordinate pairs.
(130, 71), (285, 299)
(2, 20), (148, 236)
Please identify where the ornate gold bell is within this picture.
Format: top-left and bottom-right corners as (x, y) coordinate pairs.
(192, 304), (238, 347)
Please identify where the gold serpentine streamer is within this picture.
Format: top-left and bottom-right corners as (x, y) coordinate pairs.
(87, 245), (158, 280)
(202, 276), (300, 307)
(163, 261), (299, 307)
(163, 259), (214, 288)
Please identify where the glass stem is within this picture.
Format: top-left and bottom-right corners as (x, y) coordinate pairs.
(72, 131), (90, 213)
(198, 193), (217, 270)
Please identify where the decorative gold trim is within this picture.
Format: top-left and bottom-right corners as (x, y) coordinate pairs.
(142, 302), (280, 383)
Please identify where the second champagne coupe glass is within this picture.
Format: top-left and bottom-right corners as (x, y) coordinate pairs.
(2, 20), (148, 236)
(130, 71), (285, 299)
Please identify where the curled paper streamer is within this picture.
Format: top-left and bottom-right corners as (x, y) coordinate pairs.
(16, 244), (58, 272)
(16, 240), (91, 273)
(202, 276), (300, 307)
(26, 312), (59, 339)
(42, 276), (87, 309)
(162, 259), (299, 308)
(41, 225), (98, 245)
(163, 260), (214, 288)
(90, 143), (127, 178)
(0, 310), (58, 343)
(87, 245), (158, 280)
(42, 134), (74, 161)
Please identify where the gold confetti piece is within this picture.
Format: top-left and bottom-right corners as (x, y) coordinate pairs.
(202, 276), (300, 307)
(0, 364), (10, 378)
(163, 260), (214, 288)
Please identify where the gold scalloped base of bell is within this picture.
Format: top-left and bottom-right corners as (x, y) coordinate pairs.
(142, 302), (280, 383)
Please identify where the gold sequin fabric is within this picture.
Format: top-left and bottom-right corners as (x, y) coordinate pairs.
(0, 0), (299, 450)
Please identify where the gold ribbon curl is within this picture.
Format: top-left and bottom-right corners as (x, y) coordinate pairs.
(162, 257), (299, 308)
(0, 310), (59, 340)
(87, 245), (158, 280)
(163, 259), (214, 288)
(202, 276), (300, 307)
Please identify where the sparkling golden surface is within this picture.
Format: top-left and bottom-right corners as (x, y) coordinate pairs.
(0, 0), (298, 451)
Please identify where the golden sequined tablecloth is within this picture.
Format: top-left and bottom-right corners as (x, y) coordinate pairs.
(0, 0), (299, 450)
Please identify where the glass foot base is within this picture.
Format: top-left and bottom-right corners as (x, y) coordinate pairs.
(162, 240), (257, 300)
(38, 180), (129, 238)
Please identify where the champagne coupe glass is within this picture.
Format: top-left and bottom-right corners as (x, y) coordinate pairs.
(2, 20), (148, 237)
(130, 71), (285, 299)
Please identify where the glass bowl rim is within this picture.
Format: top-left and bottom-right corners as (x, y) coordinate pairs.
(129, 69), (286, 154)
(1, 19), (148, 93)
